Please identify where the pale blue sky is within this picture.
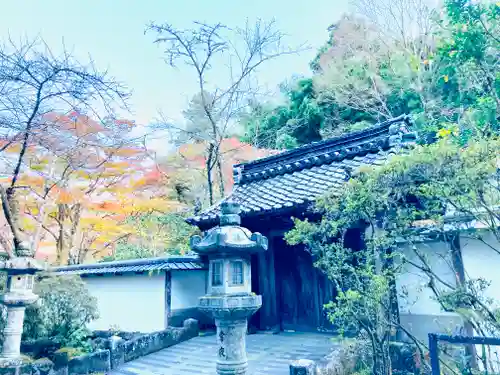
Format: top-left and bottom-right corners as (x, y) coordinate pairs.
(0, 0), (349, 126)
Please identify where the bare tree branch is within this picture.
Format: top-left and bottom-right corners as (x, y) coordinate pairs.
(0, 37), (131, 256)
(147, 19), (308, 205)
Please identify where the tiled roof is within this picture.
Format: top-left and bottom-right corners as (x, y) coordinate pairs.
(52, 255), (205, 276)
(188, 115), (417, 227)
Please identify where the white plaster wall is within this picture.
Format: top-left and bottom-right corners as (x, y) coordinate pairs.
(84, 273), (166, 333)
(396, 241), (457, 315)
(396, 233), (500, 315)
(462, 233), (500, 369)
(396, 233), (500, 340)
(171, 270), (207, 310)
(396, 241), (462, 339)
(461, 232), (500, 308)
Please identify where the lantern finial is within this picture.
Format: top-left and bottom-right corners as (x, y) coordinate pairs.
(219, 200), (241, 226)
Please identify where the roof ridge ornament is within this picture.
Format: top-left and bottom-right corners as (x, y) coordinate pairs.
(389, 115), (418, 147)
(233, 165), (244, 185)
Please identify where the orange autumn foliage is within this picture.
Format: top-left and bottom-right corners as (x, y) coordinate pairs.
(162, 138), (278, 203)
(0, 112), (178, 265)
(41, 112), (105, 136)
(177, 137), (278, 189)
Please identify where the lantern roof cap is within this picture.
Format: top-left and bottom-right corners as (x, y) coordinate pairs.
(190, 201), (268, 255)
(0, 257), (45, 275)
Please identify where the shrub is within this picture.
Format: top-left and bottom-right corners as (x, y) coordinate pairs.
(318, 337), (373, 375)
(0, 271), (6, 293)
(23, 275), (98, 351)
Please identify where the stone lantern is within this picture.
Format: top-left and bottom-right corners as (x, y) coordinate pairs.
(0, 245), (43, 363)
(190, 201), (268, 375)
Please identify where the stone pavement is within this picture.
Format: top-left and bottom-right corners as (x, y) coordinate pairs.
(110, 331), (335, 375)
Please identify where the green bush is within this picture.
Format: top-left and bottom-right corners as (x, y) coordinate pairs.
(23, 275), (98, 351)
(0, 271), (6, 293)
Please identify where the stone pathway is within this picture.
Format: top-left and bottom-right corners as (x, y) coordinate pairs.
(110, 331), (335, 375)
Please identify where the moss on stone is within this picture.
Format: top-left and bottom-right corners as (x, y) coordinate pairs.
(19, 354), (33, 363)
(55, 347), (84, 359)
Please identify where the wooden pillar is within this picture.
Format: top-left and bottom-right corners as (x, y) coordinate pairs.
(258, 232), (279, 331)
(165, 271), (172, 328)
(312, 265), (321, 328)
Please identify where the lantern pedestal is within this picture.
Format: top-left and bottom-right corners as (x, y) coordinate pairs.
(0, 256), (43, 362)
(214, 319), (248, 375)
(200, 295), (262, 374)
(0, 306), (30, 360)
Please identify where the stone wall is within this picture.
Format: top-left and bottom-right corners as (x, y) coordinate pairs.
(119, 318), (198, 364)
(96, 318), (199, 370)
(67, 350), (111, 375)
(0, 349), (110, 375)
(0, 319), (199, 374)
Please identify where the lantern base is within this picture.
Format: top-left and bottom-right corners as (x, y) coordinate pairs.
(0, 358), (24, 368)
(199, 294), (261, 320)
(198, 295), (262, 375)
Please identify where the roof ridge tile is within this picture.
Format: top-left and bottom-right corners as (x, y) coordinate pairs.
(233, 114), (414, 185)
(190, 115), (417, 228)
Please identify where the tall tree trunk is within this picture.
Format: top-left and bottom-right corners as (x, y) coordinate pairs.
(216, 152), (225, 198)
(450, 233), (478, 369)
(56, 204), (70, 266)
(70, 204), (82, 264)
(55, 203), (82, 265)
(207, 143), (215, 206)
(2, 187), (24, 254)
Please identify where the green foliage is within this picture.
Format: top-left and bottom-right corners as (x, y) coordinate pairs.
(310, 28), (334, 73)
(287, 136), (500, 373)
(55, 346), (86, 359)
(241, 1), (499, 149)
(241, 77), (375, 149)
(102, 243), (157, 261)
(253, 0), (499, 371)
(104, 213), (197, 261)
(431, 0), (500, 141)
(241, 79), (323, 149)
(24, 276), (98, 351)
(290, 136), (499, 262)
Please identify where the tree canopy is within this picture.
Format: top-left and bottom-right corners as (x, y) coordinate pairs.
(240, 0), (499, 149)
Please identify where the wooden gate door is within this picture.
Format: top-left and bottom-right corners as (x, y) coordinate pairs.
(273, 237), (336, 332)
